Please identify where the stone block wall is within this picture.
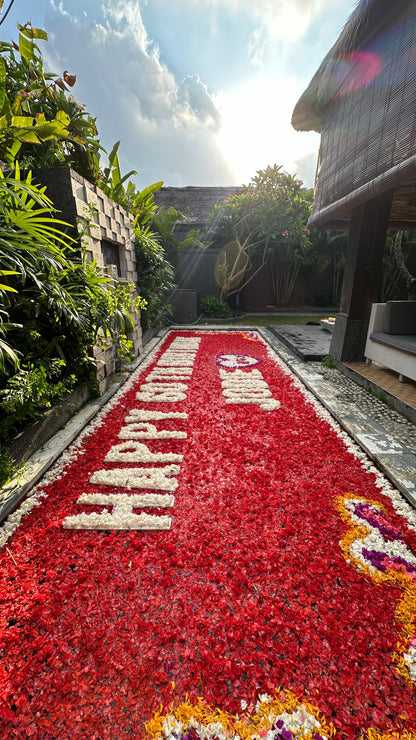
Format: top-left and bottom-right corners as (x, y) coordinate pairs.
(35, 168), (142, 394)
(72, 172), (142, 393)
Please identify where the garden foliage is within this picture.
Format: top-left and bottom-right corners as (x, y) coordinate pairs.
(207, 165), (313, 305)
(0, 24), (160, 467)
(200, 295), (232, 319)
(0, 21), (190, 475)
(0, 166), (146, 446)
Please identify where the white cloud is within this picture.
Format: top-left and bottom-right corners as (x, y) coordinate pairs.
(247, 0), (341, 69)
(40, 0), (326, 187)
(183, 0), (336, 40)
(183, 0), (340, 67)
(43, 0), (234, 186)
(247, 28), (266, 68)
(49, 0), (71, 18)
(172, 75), (221, 127)
(102, 0), (149, 49)
(249, 0), (334, 41)
(292, 150), (318, 188)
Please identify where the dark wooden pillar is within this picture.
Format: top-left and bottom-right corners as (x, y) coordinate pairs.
(330, 190), (393, 362)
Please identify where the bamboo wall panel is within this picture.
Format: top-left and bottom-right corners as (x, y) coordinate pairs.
(310, 2), (416, 227)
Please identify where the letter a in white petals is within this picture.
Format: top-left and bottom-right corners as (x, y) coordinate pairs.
(105, 441), (183, 464)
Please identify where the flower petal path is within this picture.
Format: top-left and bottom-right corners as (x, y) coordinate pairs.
(1, 330), (416, 739)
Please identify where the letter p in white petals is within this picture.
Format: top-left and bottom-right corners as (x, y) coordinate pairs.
(90, 466), (179, 491)
(118, 422), (187, 440)
(105, 441), (183, 464)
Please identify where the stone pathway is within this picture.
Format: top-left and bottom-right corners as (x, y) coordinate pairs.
(317, 365), (416, 455)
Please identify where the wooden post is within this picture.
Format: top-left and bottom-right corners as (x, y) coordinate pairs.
(330, 190), (393, 362)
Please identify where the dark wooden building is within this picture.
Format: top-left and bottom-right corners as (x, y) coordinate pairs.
(292, 0), (416, 361)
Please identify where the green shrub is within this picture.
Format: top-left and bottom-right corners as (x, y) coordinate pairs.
(0, 359), (77, 438)
(116, 334), (134, 365)
(321, 355), (335, 368)
(134, 234), (175, 329)
(0, 445), (17, 487)
(201, 295), (232, 319)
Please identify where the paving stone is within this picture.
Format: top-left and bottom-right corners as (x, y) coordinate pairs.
(375, 451), (416, 507)
(332, 413), (387, 437)
(269, 325), (331, 360)
(354, 431), (407, 456)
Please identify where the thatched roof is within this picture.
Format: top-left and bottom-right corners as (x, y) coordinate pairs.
(292, 0), (416, 229)
(292, 0), (399, 132)
(153, 186), (239, 226)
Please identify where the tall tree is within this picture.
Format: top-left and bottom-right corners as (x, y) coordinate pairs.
(207, 165), (313, 305)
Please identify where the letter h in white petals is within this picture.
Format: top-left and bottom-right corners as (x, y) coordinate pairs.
(62, 493), (174, 530)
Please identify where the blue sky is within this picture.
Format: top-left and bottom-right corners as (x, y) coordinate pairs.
(0, 0), (354, 189)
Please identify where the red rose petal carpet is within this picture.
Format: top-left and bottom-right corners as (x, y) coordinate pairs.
(1, 330), (416, 739)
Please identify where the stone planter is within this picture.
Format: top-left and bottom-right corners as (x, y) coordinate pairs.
(8, 386), (91, 467)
